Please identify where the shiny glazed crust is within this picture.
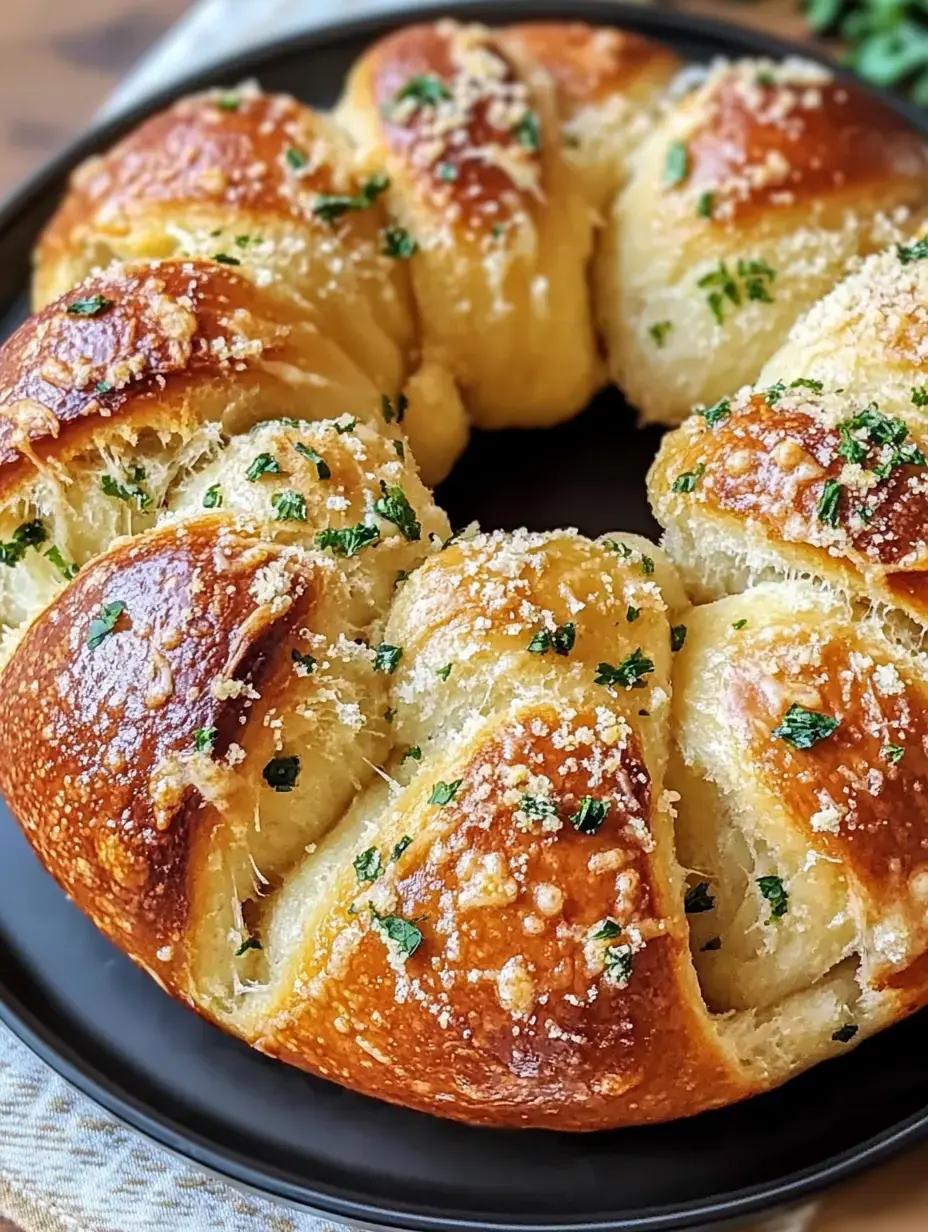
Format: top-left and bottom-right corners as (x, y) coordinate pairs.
(3, 18), (928, 1130)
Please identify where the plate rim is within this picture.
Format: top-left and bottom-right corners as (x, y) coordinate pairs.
(1, 3), (927, 1229)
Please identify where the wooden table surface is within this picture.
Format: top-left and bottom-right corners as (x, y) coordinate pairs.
(0, 1), (924, 1231)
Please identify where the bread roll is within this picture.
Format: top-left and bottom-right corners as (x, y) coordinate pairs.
(338, 19), (602, 430)
(598, 58), (928, 425)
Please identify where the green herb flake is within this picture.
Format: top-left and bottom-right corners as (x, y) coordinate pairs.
(293, 442), (331, 479)
(101, 466), (151, 511)
(216, 92), (241, 112)
(816, 478), (843, 528)
(0, 519), (48, 568)
(512, 110), (542, 151)
(87, 600), (126, 649)
(671, 624), (687, 652)
(285, 146), (309, 171)
(213, 253), (241, 266)
(391, 835), (412, 861)
(381, 392), (408, 424)
(430, 779), (462, 806)
(235, 937), (262, 956)
(67, 294), (113, 318)
(663, 140), (689, 188)
(832, 1024), (858, 1044)
(315, 523), (380, 558)
(203, 484), (222, 509)
(672, 463), (705, 493)
(45, 546), (78, 580)
(684, 881), (715, 914)
(569, 795), (611, 835)
(382, 226), (418, 259)
(913, 386), (928, 407)
(394, 439), (406, 460)
(603, 943), (633, 988)
(757, 874), (789, 921)
(696, 189), (715, 218)
(271, 490), (308, 522)
(435, 663), (452, 681)
(335, 416), (357, 434)
(263, 755), (301, 792)
(700, 397), (731, 427)
(883, 743), (905, 765)
(312, 173), (390, 225)
(246, 452), (280, 482)
(649, 320), (673, 348)
(592, 919), (622, 941)
(393, 74), (451, 109)
(370, 907), (424, 958)
(401, 746), (422, 764)
(354, 847), (383, 884)
(95, 380), (113, 394)
(519, 794), (558, 823)
(436, 161), (458, 182)
(898, 236), (928, 265)
(194, 727), (218, 754)
(626, 606), (639, 623)
(373, 643), (403, 674)
(291, 649), (316, 674)
(732, 618), (748, 630)
(640, 555), (654, 576)
(373, 482), (421, 541)
(596, 648), (655, 691)
(773, 703), (839, 749)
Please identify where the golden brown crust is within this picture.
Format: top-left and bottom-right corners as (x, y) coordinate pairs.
(258, 704), (746, 1127)
(0, 517), (321, 990)
(0, 258), (379, 501)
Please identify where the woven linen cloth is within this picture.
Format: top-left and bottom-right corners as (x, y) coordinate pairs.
(0, 1), (821, 1229)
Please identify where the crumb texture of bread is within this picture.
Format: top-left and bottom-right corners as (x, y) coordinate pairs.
(4, 18), (928, 1131)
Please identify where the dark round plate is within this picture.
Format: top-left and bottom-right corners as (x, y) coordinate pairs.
(0, 4), (926, 1230)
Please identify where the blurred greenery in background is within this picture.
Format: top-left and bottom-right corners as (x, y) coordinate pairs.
(805, 0), (928, 103)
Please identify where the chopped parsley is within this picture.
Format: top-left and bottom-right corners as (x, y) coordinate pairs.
(603, 944), (633, 988)
(370, 907), (424, 958)
(671, 624), (687, 652)
(913, 386), (928, 407)
(263, 755), (301, 792)
(67, 294), (113, 317)
(401, 746), (422, 764)
(354, 847), (383, 884)
(394, 439), (406, 460)
(246, 453), (280, 481)
(382, 226), (418, 259)
(757, 874), (789, 921)
(626, 606), (639, 623)
(374, 482), (421, 541)
(640, 556), (654, 576)
(271, 490), (307, 522)
(213, 253), (241, 266)
(672, 463), (705, 493)
(592, 919), (622, 941)
(312, 173), (390, 226)
(203, 484), (222, 509)
(512, 111), (542, 151)
(649, 320), (673, 348)
(45, 545), (78, 580)
(235, 937), (262, 956)
(391, 835), (412, 861)
(526, 622), (575, 656)
(696, 190), (715, 218)
(95, 381), (113, 394)
(832, 1024), (858, 1044)
(766, 377), (822, 405)
(335, 417), (357, 434)
(315, 523), (380, 557)
(684, 881), (715, 914)
(87, 600), (126, 649)
(285, 146), (309, 171)
(430, 779), (462, 806)
(0, 519), (47, 568)
(392, 74), (451, 109)
(698, 258), (775, 324)
(381, 392), (408, 424)
(835, 405), (926, 481)
(193, 727), (218, 753)
(897, 236), (928, 264)
(816, 478), (843, 528)
(883, 743), (905, 765)
(373, 643), (403, 674)
(569, 795), (611, 834)
(663, 141), (689, 187)
(101, 466), (151, 511)
(294, 442), (330, 479)
(596, 648), (654, 690)
(520, 794), (558, 823)
(435, 663), (452, 680)
(700, 397), (731, 427)
(216, 92), (241, 112)
(291, 649), (316, 673)
(773, 703), (839, 749)
(436, 161), (458, 182)
(732, 618), (747, 631)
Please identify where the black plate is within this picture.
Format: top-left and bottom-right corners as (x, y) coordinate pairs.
(0, 4), (926, 1230)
